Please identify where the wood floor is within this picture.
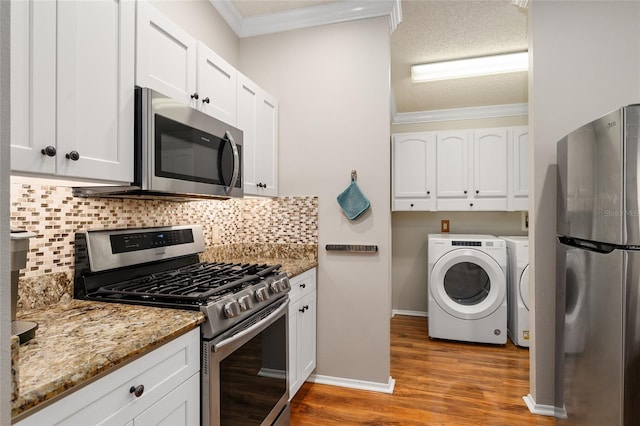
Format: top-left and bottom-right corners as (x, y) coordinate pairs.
(290, 315), (557, 425)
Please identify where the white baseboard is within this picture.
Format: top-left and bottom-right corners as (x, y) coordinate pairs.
(523, 394), (567, 418)
(308, 374), (396, 394)
(391, 309), (428, 317)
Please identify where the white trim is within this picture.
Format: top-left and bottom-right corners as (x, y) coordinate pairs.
(211, 0), (400, 38)
(393, 103), (528, 125)
(523, 394), (567, 418)
(392, 309), (428, 317)
(308, 374), (396, 394)
(210, 1), (244, 35)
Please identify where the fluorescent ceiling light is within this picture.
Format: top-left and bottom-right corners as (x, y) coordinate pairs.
(411, 51), (529, 83)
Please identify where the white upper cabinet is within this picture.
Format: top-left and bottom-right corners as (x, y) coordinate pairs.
(508, 126), (529, 211)
(196, 42), (237, 125)
(394, 126), (527, 212)
(237, 72), (279, 197)
(436, 131), (469, 201)
(392, 132), (436, 211)
(136, 1), (237, 124)
(472, 128), (508, 199)
(135, 0), (197, 105)
(11, 0), (135, 182)
(436, 129), (508, 211)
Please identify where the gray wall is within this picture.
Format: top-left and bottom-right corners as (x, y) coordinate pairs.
(529, 0), (640, 409)
(239, 18), (393, 386)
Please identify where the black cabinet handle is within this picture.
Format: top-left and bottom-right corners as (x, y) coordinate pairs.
(65, 151), (80, 161)
(298, 305), (310, 313)
(129, 384), (144, 398)
(202, 97), (210, 104)
(427, 191), (430, 195)
(410, 203), (414, 207)
(300, 283), (306, 289)
(257, 183), (267, 188)
(191, 92), (199, 100)
(463, 190), (467, 194)
(476, 190), (479, 194)
(41, 146), (56, 157)
(470, 203), (474, 207)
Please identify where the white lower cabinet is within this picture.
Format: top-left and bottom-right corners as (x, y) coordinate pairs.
(288, 268), (317, 399)
(16, 329), (200, 426)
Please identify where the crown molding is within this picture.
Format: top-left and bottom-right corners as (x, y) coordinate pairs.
(392, 103), (528, 124)
(211, 0), (401, 38)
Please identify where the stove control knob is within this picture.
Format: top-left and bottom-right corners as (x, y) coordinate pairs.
(270, 279), (285, 294)
(255, 286), (270, 302)
(238, 295), (253, 311)
(224, 300), (241, 318)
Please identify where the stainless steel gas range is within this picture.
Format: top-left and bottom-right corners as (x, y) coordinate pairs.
(74, 224), (291, 426)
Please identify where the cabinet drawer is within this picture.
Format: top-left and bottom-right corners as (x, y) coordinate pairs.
(392, 199), (435, 211)
(16, 328), (200, 426)
(288, 268), (317, 304)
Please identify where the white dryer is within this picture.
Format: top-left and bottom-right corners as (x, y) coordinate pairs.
(500, 236), (530, 347)
(428, 234), (507, 345)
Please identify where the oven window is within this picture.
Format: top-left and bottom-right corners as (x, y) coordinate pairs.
(154, 114), (241, 187)
(219, 315), (287, 425)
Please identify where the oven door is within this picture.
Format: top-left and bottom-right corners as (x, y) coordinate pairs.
(202, 296), (290, 426)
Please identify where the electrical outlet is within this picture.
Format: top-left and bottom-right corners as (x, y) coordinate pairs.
(441, 219), (450, 233)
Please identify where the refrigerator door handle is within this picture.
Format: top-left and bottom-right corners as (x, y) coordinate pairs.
(558, 236), (616, 254)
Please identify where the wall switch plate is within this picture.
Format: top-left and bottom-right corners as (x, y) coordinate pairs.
(441, 219), (450, 233)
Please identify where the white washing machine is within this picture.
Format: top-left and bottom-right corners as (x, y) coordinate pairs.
(500, 236), (530, 347)
(428, 234), (507, 345)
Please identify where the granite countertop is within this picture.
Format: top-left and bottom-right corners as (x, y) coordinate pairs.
(12, 300), (205, 420)
(11, 258), (317, 421)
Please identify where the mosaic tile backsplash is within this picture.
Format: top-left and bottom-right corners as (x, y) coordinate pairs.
(10, 179), (318, 279)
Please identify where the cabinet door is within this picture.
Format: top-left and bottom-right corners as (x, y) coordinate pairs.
(296, 291), (317, 387)
(472, 128), (508, 198)
(392, 133), (436, 211)
(136, 0), (197, 105)
(133, 373), (199, 426)
(237, 73), (279, 197)
(509, 126), (529, 210)
(10, 0), (56, 174)
(436, 131), (468, 199)
(196, 42), (237, 125)
(56, 0), (135, 181)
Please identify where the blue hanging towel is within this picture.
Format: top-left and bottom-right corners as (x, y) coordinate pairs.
(337, 179), (370, 220)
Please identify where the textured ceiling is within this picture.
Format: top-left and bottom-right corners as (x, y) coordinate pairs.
(230, 0), (528, 115)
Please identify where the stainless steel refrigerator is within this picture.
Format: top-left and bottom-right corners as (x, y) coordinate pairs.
(557, 104), (640, 425)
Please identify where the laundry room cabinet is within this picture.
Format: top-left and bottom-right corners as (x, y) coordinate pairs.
(436, 128), (508, 211)
(392, 133), (436, 211)
(391, 126), (528, 212)
(10, 0), (135, 182)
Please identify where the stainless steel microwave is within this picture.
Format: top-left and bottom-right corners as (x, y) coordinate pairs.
(73, 87), (243, 200)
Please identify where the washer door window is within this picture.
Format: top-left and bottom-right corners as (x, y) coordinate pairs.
(430, 249), (506, 320)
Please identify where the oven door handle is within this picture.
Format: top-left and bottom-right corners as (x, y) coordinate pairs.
(212, 297), (289, 352)
(224, 130), (240, 196)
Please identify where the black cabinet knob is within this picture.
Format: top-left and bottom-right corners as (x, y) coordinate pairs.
(410, 203), (414, 207)
(41, 146), (56, 157)
(202, 97), (210, 104)
(475, 190), (479, 194)
(191, 92), (199, 100)
(65, 151), (80, 161)
(129, 384), (144, 398)
(463, 190), (467, 194)
(470, 203), (474, 207)
(427, 191), (430, 195)
(300, 283), (306, 289)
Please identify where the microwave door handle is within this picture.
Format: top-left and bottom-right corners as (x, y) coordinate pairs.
(224, 131), (239, 196)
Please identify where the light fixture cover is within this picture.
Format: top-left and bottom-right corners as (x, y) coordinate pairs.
(411, 51), (529, 83)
